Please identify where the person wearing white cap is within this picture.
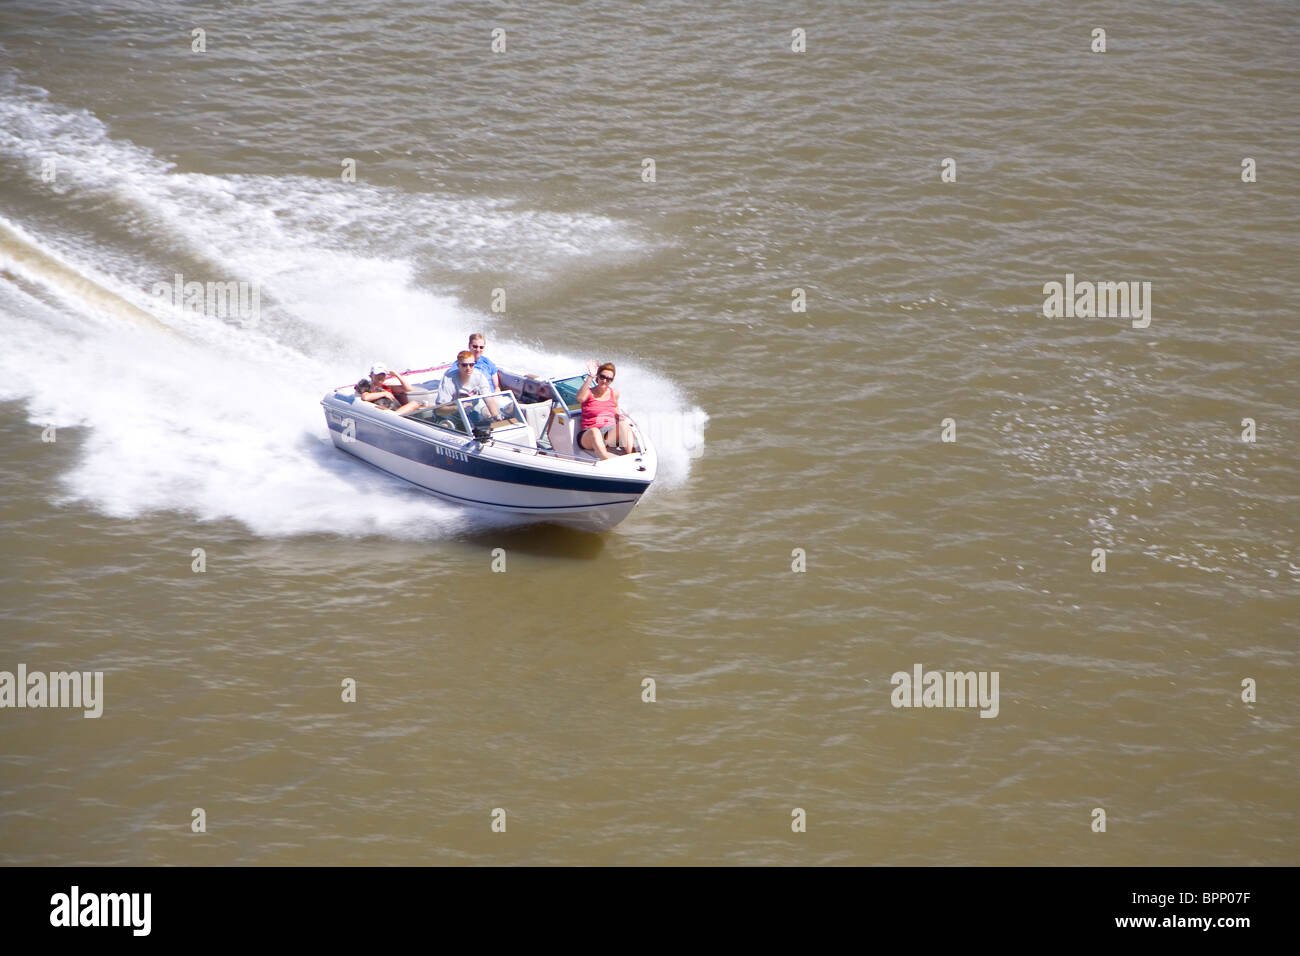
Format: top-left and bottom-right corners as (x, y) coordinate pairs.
(357, 362), (421, 415)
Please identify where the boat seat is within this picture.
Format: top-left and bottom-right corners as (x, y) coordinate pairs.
(517, 378), (552, 403)
(547, 409), (605, 460)
(520, 400), (552, 443)
(548, 408), (578, 456)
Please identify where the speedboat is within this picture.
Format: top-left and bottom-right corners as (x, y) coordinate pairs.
(321, 364), (657, 531)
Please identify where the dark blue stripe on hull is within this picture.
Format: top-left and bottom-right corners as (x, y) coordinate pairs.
(346, 452), (640, 512)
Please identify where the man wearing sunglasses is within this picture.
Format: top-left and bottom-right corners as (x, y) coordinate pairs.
(435, 350), (502, 420)
(467, 333), (501, 391)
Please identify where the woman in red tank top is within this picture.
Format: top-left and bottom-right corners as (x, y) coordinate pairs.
(577, 360), (636, 459)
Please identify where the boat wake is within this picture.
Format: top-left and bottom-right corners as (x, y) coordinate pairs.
(0, 81), (704, 538)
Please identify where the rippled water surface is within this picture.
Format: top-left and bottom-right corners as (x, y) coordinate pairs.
(0, 0), (1296, 865)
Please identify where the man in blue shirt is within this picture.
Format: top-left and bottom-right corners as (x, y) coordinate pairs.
(467, 333), (500, 390)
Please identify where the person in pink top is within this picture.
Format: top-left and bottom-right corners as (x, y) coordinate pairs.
(577, 359), (636, 459)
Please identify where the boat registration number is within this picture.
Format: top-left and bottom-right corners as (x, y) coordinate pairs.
(435, 445), (469, 463)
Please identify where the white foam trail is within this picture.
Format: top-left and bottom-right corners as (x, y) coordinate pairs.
(0, 217), (177, 337)
(0, 83), (703, 536)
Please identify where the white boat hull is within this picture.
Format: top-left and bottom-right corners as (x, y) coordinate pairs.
(321, 372), (656, 531)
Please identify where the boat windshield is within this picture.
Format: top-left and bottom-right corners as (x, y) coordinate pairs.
(457, 391), (523, 431)
(551, 374), (587, 409)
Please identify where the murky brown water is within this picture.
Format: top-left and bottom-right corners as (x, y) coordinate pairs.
(0, 0), (1296, 864)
